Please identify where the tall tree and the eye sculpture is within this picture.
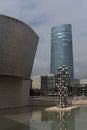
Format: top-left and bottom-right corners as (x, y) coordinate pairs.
(56, 65), (71, 108)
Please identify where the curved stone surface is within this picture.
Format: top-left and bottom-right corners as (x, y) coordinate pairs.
(0, 15), (39, 79)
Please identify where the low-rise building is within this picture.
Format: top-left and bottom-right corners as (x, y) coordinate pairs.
(32, 74), (87, 90)
(32, 75), (47, 89)
(47, 74), (55, 89)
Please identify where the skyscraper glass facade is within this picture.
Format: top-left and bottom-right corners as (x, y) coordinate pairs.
(50, 24), (74, 79)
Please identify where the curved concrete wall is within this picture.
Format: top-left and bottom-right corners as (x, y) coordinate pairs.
(0, 15), (39, 79)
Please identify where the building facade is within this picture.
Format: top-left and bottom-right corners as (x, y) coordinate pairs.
(32, 74), (87, 90)
(50, 24), (74, 79)
(32, 74), (58, 89)
(32, 75), (47, 89)
(32, 76), (41, 89)
(0, 14), (39, 109)
(0, 15), (39, 79)
(47, 74), (56, 89)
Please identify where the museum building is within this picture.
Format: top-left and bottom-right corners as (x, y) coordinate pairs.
(0, 14), (39, 109)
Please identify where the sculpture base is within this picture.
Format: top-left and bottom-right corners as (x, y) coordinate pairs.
(45, 106), (79, 111)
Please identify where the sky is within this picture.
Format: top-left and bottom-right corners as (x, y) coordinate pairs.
(0, 0), (87, 79)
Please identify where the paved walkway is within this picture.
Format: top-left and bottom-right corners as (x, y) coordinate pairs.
(30, 96), (87, 106)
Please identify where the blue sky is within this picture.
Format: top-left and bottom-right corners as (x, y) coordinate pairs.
(0, 0), (87, 79)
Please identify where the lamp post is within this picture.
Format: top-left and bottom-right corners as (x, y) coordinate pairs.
(82, 85), (85, 99)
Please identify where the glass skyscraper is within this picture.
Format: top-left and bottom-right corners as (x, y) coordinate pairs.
(50, 24), (74, 79)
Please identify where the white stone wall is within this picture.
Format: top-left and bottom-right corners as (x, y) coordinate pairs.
(32, 76), (41, 89)
(80, 79), (87, 85)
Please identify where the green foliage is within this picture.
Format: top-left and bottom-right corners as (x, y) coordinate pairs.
(30, 88), (48, 96)
(68, 85), (87, 96)
(30, 85), (87, 96)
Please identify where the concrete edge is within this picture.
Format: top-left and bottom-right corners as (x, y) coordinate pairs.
(44, 106), (80, 111)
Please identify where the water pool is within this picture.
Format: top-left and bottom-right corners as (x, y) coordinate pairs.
(0, 106), (86, 130)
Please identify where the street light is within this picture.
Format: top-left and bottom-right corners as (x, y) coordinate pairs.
(82, 85), (85, 99)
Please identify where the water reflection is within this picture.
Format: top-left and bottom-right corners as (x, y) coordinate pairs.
(0, 107), (31, 130)
(30, 108), (75, 130)
(56, 111), (74, 130)
(0, 106), (81, 130)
